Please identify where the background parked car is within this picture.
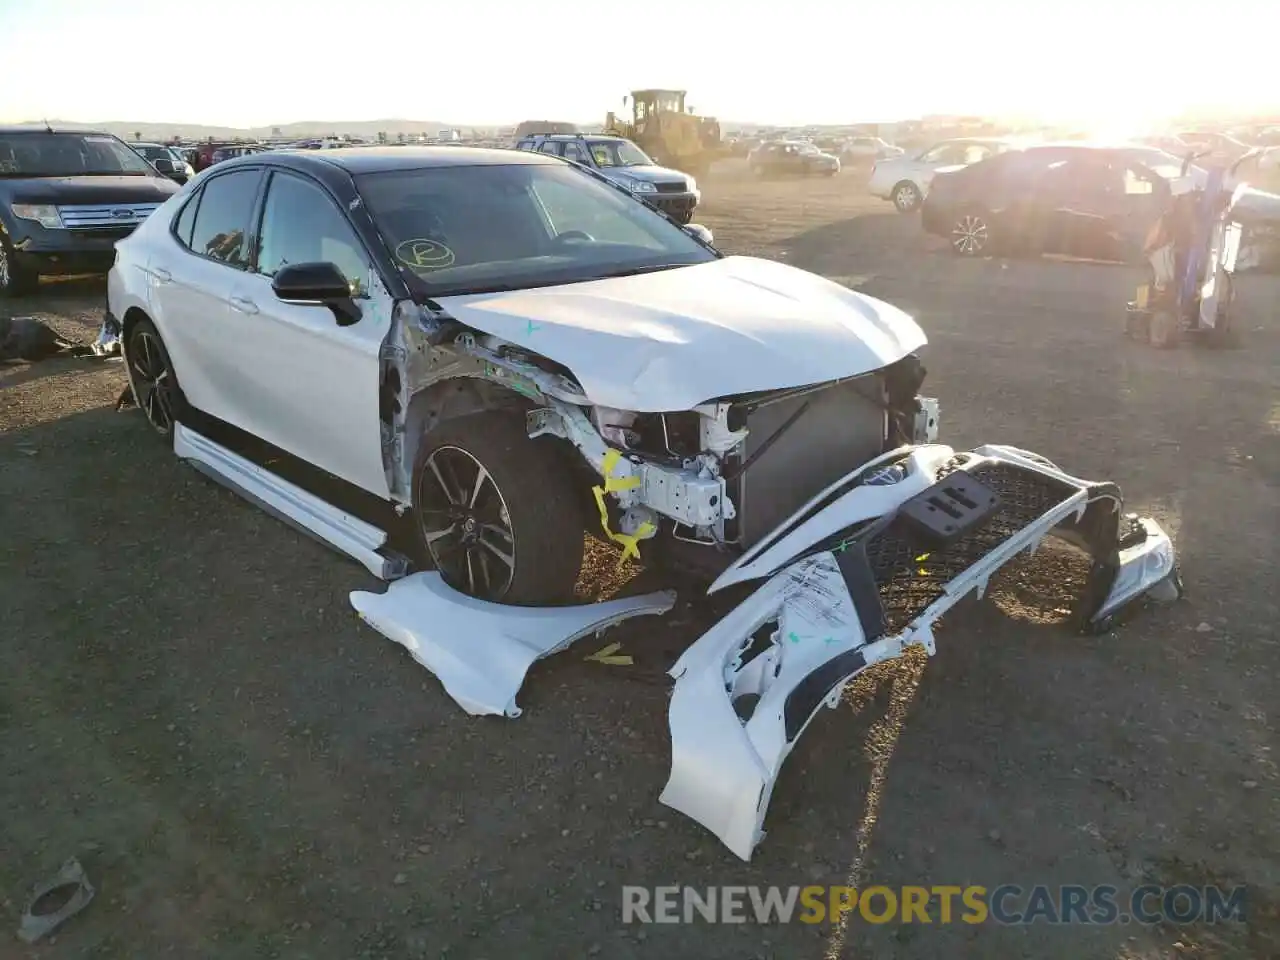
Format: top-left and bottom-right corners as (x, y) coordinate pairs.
(922, 143), (1177, 260)
(128, 142), (196, 184)
(514, 133), (701, 222)
(747, 140), (841, 177)
(193, 142), (266, 172)
(869, 137), (1008, 212)
(0, 127), (178, 295)
(1176, 131), (1253, 167)
(841, 136), (904, 167)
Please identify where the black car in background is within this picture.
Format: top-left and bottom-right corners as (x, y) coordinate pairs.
(0, 127), (180, 296)
(128, 141), (196, 184)
(922, 143), (1177, 260)
(747, 140), (841, 177)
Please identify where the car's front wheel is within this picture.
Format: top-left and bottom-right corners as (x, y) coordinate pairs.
(892, 181), (922, 213)
(0, 239), (39, 297)
(412, 412), (584, 605)
(951, 210), (993, 256)
(126, 317), (184, 437)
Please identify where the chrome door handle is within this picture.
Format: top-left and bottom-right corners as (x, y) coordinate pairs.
(228, 296), (259, 315)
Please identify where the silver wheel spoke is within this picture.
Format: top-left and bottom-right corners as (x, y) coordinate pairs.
(421, 521), (459, 545)
(465, 550), (478, 594)
(468, 465), (491, 509)
(427, 456), (462, 504)
(477, 524), (515, 569)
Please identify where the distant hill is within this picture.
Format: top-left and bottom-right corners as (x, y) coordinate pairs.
(20, 118), (495, 141)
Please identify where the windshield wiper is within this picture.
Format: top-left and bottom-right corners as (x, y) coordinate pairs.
(586, 263), (691, 280)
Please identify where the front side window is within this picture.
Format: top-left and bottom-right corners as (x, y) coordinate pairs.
(0, 132), (157, 177)
(254, 172), (371, 294)
(188, 169), (261, 268)
(355, 162), (715, 298)
(561, 141), (590, 165)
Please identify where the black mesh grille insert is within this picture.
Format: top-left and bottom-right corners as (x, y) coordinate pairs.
(858, 463), (1078, 632)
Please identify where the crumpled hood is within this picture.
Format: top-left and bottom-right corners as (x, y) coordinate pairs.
(432, 255), (927, 412)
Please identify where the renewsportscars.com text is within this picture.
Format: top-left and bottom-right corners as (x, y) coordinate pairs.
(621, 884), (1248, 926)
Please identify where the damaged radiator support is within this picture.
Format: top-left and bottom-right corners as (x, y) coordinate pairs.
(727, 375), (890, 549)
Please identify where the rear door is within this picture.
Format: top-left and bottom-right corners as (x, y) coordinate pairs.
(225, 169), (392, 496)
(148, 166), (264, 421)
(1027, 155), (1118, 257)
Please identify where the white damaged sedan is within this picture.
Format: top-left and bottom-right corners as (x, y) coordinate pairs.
(106, 146), (1182, 859)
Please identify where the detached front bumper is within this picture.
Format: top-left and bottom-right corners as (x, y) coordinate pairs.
(660, 443), (1181, 860)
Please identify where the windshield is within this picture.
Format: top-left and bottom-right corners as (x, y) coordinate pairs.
(1121, 147), (1190, 180)
(587, 140), (653, 167)
(0, 132), (158, 177)
(355, 162), (716, 298)
(133, 145), (169, 160)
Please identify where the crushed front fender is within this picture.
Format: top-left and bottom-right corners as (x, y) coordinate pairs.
(661, 444), (1180, 860)
(351, 573), (676, 717)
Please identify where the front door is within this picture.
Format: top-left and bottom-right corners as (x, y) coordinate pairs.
(224, 169), (392, 497)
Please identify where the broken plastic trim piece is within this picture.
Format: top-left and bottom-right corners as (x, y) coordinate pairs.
(350, 572), (676, 717)
(19, 857), (95, 943)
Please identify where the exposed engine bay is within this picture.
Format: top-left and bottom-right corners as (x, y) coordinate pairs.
(383, 299), (939, 574)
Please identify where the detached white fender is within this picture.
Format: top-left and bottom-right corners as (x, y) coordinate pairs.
(662, 444), (1180, 860)
(351, 573), (675, 717)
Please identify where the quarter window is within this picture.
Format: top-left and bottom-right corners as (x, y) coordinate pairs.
(254, 172), (371, 295)
(188, 169), (261, 268)
(173, 192), (200, 248)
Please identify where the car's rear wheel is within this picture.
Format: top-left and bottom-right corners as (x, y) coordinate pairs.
(0, 239), (39, 297)
(126, 317), (183, 437)
(412, 412), (584, 606)
(892, 181), (922, 213)
(951, 211), (992, 256)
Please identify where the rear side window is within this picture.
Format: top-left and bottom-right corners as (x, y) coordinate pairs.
(188, 169), (261, 268)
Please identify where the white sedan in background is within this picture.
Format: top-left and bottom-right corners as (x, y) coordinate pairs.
(840, 136), (904, 166)
(869, 138), (1008, 212)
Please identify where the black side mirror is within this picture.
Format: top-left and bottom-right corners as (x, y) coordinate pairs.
(271, 261), (362, 326)
(153, 158), (176, 173)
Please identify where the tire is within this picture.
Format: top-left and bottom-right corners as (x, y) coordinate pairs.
(0, 237), (39, 297)
(891, 181), (922, 213)
(125, 317), (184, 437)
(411, 412), (584, 606)
(950, 210), (992, 256)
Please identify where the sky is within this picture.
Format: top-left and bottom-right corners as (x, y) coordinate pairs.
(1, 0), (1277, 129)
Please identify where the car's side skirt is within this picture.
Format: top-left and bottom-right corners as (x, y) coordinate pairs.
(173, 422), (409, 581)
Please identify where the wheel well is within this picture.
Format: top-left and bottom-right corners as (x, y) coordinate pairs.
(892, 179), (918, 194)
(120, 306), (152, 343)
(402, 377), (596, 529)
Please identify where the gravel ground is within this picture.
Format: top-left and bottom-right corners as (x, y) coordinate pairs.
(1, 164), (1277, 959)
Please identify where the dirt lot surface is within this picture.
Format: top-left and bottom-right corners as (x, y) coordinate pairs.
(2, 163), (1277, 960)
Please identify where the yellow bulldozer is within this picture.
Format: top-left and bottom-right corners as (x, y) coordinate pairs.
(605, 89), (724, 177)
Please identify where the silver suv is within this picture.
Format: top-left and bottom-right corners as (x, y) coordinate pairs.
(514, 134), (700, 223)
